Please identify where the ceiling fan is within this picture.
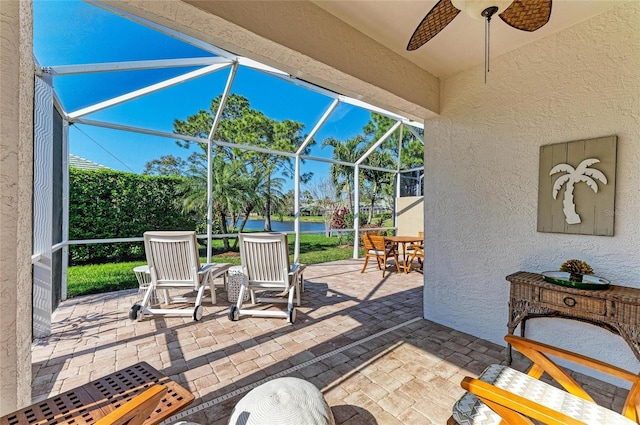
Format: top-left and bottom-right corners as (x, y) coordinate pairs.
(407, 0), (552, 51)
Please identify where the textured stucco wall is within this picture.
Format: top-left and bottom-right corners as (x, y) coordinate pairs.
(0, 0), (34, 414)
(108, 0), (438, 121)
(423, 1), (640, 376)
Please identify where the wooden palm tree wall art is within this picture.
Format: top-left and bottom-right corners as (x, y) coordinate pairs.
(550, 158), (607, 225)
(537, 136), (617, 236)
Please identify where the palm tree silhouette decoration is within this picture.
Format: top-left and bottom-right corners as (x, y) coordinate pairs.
(550, 158), (607, 225)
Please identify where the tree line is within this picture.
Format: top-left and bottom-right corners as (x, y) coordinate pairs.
(143, 94), (423, 240)
(69, 94), (423, 264)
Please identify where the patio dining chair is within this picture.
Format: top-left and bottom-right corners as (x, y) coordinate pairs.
(449, 334), (640, 425)
(228, 232), (303, 323)
(405, 231), (424, 272)
(360, 233), (399, 277)
(129, 231), (218, 322)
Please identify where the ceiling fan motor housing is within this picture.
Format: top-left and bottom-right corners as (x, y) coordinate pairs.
(451, 0), (513, 20)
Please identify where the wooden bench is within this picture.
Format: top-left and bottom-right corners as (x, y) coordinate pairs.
(1, 362), (194, 425)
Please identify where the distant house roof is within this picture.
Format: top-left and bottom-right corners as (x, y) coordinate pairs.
(69, 154), (110, 170)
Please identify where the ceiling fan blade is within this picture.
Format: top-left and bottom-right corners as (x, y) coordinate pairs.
(407, 0), (460, 51)
(499, 0), (552, 32)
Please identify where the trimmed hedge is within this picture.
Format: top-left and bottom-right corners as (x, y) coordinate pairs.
(69, 169), (198, 265)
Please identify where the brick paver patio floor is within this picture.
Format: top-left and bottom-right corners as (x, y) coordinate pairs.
(31, 259), (628, 424)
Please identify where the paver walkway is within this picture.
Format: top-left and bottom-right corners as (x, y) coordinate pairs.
(31, 259), (628, 424)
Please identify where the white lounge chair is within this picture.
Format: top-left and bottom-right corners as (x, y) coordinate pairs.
(228, 232), (303, 323)
(129, 231), (231, 321)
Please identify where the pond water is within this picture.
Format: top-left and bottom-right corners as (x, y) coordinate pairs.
(231, 219), (326, 232)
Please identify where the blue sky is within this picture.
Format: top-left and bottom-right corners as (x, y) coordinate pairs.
(33, 0), (375, 190)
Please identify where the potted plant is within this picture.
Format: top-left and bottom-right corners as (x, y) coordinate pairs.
(560, 259), (594, 283)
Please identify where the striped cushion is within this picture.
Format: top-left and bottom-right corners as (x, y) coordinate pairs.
(367, 249), (391, 256)
(452, 364), (635, 425)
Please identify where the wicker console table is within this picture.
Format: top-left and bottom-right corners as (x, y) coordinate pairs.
(506, 271), (640, 364)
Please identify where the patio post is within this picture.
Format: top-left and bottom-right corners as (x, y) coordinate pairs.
(294, 155), (301, 262)
(396, 125), (403, 197)
(61, 116), (70, 301)
(205, 63), (237, 262)
(353, 164), (360, 259)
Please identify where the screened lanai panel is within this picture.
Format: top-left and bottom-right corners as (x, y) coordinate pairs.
(400, 171), (424, 197)
(228, 66), (335, 153)
(315, 102), (372, 159)
(69, 124), (203, 174)
(299, 161), (344, 217)
(52, 107), (64, 312)
(33, 74), (53, 338)
(78, 71), (230, 133)
(55, 66), (225, 116)
(33, 0), (214, 66)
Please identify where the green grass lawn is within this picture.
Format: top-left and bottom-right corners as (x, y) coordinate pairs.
(67, 233), (360, 298)
(242, 213), (326, 223)
(267, 214), (326, 223)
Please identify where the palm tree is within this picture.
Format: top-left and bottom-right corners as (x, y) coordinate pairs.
(234, 168), (285, 238)
(174, 94), (311, 232)
(181, 156), (246, 251)
(550, 158), (607, 224)
(322, 135), (367, 212)
(362, 149), (395, 224)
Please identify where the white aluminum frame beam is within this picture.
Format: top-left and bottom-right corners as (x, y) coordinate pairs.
(205, 63), (238, 262)
(400, 166), (425, 174)
(293, 98), (339, 261)
(71, 118), (203, 143)
(405, 124), (425, 144)
(47, 57), (231, 76)
(62, 118), (69, 301)
(68, 63), (231, 119)
(396, 125), (404, 199)
(71, 117), (399, 173)
(352, 120), (402, 258)
(352, 164), (361, 259)
(71, 117), (397, 175)
(355, 121), (402, 166)
(297, 99), (339, 155)
(237, 57), (289, 78)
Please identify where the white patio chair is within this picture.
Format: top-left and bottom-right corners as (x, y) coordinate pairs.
(129, 231), (230, 321)
(228, 232), (303, 323)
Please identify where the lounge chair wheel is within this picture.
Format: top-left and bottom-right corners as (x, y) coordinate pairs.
(228, 305), (238, 321)
(287, 307), (296, 324)
(193, 305), (203, 321)
(128, 304), (141, 321)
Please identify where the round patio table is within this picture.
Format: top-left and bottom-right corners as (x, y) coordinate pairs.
(384, 235), (423, 273)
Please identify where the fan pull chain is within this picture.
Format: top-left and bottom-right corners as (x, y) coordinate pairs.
(481, 6), (498, 84)
(485, 16), (489, 83)
(484, 16), (491, 84)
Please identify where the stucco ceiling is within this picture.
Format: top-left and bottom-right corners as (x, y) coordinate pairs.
(312, 0), (625, 78)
